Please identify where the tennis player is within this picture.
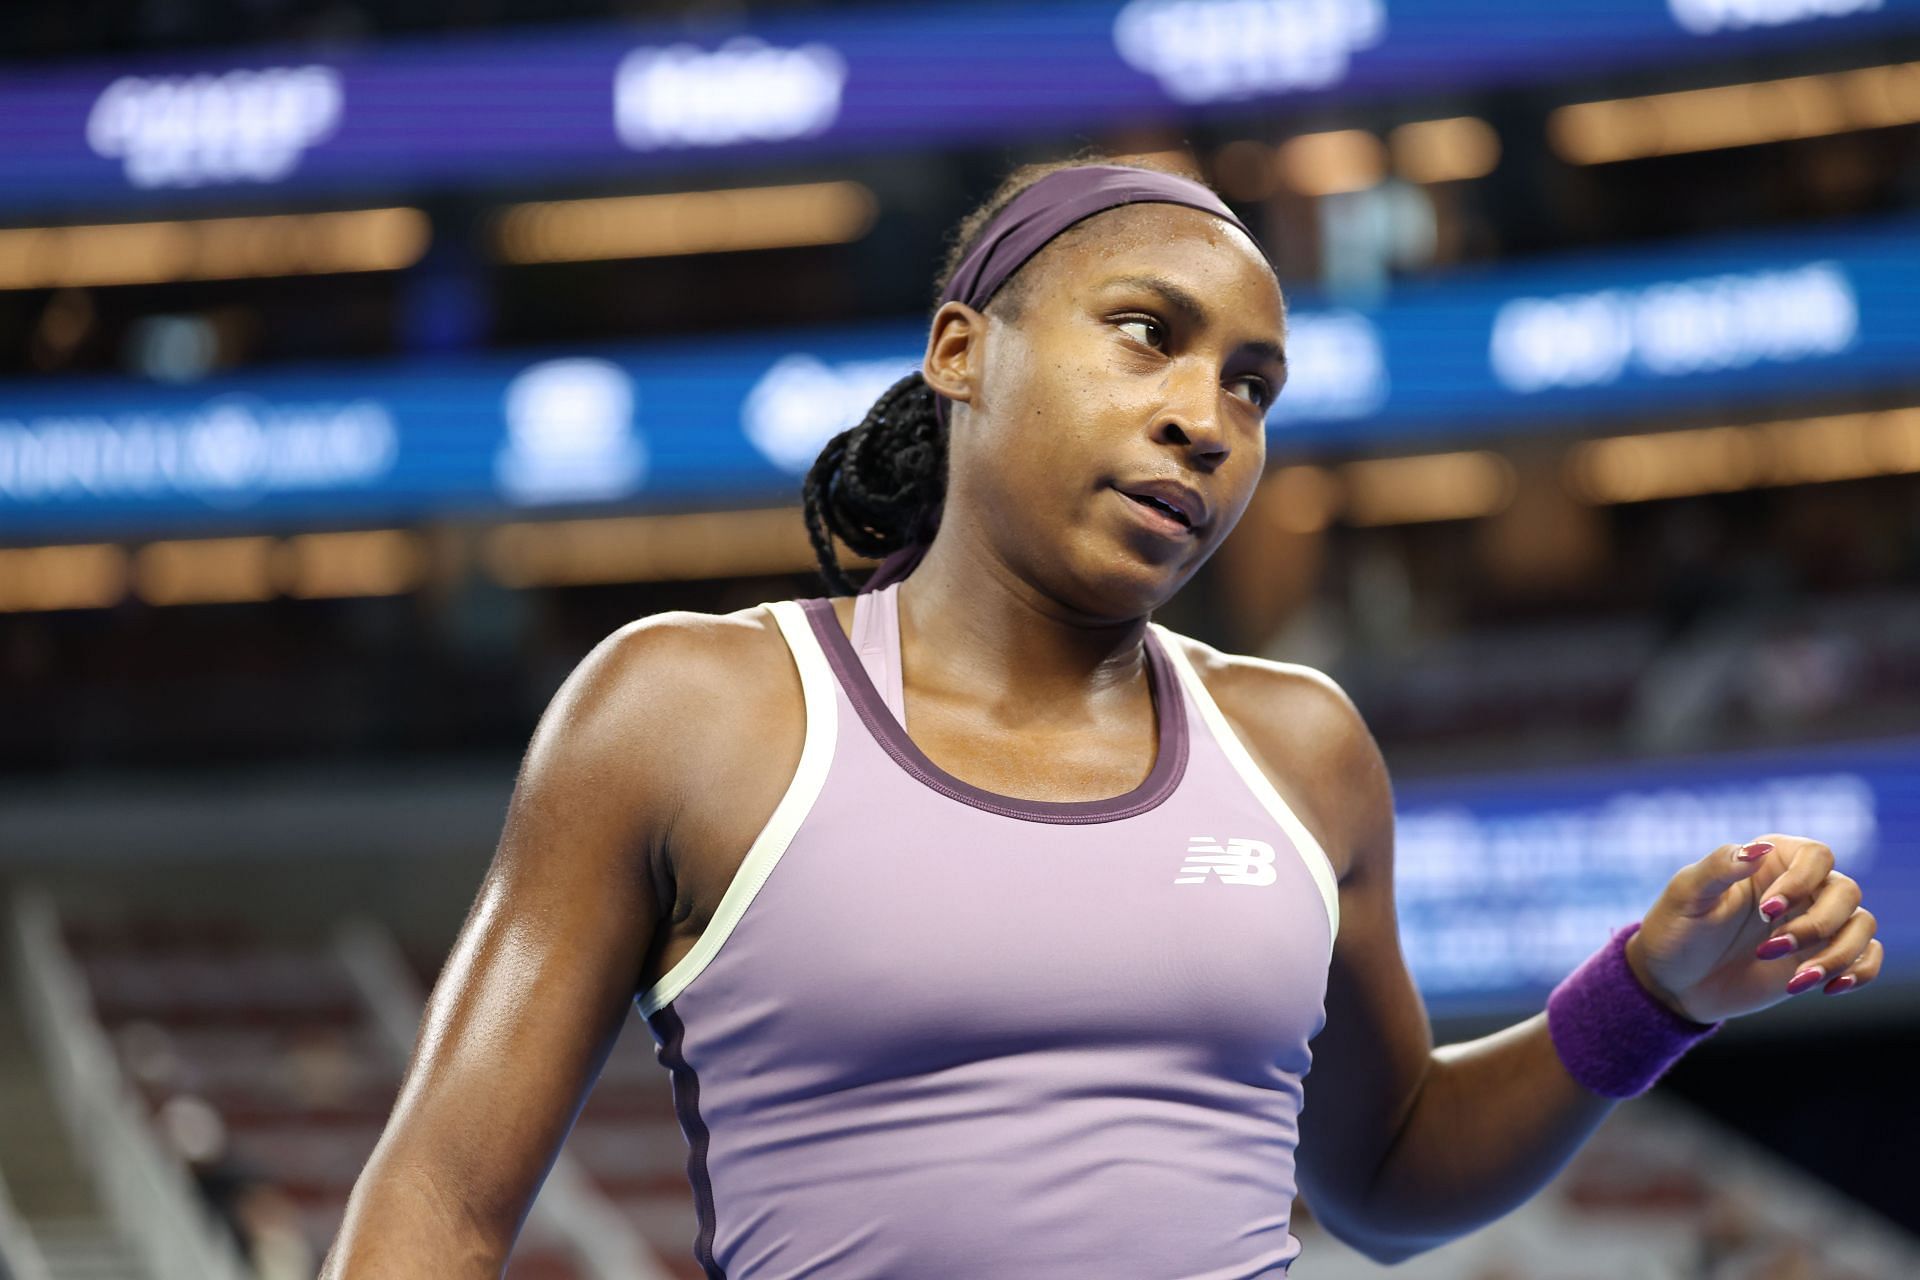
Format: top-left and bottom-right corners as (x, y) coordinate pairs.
(322, 157), (1883, 1278)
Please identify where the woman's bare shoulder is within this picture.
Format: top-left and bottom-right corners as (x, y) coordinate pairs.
(1157, 630), (1385, 883)
(594, 602), (801, 695)
(1158, 629), (1353, 730)
(579, 602), (807, 756)
(526, 602), (808, 817)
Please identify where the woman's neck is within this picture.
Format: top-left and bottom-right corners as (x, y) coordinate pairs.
(893, 523), (1151, 714)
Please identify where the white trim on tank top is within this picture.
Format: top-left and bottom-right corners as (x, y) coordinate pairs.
(1151, 624), (1342, 947)
(637, 599), (838, 1017)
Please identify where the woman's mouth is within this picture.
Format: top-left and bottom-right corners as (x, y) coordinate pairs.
(1116, 487), (1197, 536)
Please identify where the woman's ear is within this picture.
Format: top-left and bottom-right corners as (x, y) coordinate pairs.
(922, 301), (984, 414)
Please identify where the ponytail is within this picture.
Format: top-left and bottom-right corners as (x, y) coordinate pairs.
(801, 371), (947, 596)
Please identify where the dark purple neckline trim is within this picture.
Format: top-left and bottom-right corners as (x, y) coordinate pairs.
(798, 596), (1189, 825)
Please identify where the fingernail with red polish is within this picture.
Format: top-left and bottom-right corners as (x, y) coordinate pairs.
(1787, 966), (1825, 995)
(1759, 896), (1788, 921)
(1738, 841), (1775, 861)
(1755, 935), (1796, 961)
(1824, 975), (1858, 995)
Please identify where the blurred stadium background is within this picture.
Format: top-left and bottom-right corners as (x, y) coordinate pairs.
(2, 0), (1919, 1276)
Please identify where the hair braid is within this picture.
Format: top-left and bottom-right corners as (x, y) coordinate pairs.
(802, 372), (944, 594)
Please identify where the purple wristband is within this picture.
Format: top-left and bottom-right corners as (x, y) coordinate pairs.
(1546, 921), (1723, 1099)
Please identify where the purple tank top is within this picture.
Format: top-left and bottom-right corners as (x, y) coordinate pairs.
(639, 585), (1341, 1278)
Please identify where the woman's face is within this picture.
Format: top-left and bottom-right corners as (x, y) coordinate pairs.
(931, 201), (1287, 621)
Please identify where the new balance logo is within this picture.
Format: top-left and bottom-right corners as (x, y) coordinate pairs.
(1174, 836), (1278, 886)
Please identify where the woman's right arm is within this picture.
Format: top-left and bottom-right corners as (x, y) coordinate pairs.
(320, 615), (708, 1277)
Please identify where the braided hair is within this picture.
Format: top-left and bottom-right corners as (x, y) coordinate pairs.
(802, 151), (1206, 594)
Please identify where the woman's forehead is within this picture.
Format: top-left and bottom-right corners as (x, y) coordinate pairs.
(1047, 204), (1284, 320)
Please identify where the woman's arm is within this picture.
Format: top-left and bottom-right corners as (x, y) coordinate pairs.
(320, 614), (727, 1276)
(1207, 652), (1615, 1265)
(1217, 653), (1882, 1265)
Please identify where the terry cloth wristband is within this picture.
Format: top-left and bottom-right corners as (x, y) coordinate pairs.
(1547, 920), (1724, 1099)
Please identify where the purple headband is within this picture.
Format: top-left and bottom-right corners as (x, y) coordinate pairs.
(929, 163), (1259, 433)
(861, 164), (1257, 593)
(930, 163), (1259, 431)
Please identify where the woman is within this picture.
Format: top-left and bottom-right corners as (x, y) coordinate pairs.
(323, 157), (1884, 1278)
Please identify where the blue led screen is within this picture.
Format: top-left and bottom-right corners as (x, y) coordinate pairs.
(2, 0), (1918, 213)
(4, 213), (1916, 540)
(1394, 735), (1919, 1017)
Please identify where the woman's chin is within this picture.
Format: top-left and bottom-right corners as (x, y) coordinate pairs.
(1051, 541), (1200, 621)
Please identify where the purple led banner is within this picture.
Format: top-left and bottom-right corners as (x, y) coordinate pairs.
(1, 0), (1917, 213)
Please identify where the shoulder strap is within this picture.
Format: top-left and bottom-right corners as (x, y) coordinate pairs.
(1151, 625), (1341, 945)
(849, 582), (907, 724)
(638, 600), (840, 1015)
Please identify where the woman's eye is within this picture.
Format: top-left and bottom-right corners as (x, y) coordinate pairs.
(1231, 376), (1272, 408)
(1117, 317), (1164, 348)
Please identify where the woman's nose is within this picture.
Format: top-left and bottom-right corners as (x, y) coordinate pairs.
(1149, 373), (1231, 470)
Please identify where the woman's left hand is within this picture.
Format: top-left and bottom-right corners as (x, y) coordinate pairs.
(1624, 833), (1883, 1024)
